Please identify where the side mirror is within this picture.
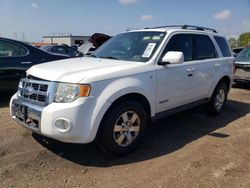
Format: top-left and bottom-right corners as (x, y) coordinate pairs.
(159, 51), (184, 65)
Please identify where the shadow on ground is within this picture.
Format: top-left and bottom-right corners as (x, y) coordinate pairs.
(33, 98), (250, 167)
(0, 92), (14, 108)
(233, 82), (250, 90)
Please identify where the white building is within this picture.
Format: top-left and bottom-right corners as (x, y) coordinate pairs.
(43, 35), (90, 46)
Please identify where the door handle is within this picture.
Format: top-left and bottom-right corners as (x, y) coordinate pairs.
(20, 61), (32, 64)
(186, 67), (194, 77)
(214, 63), (221, 67)
(186, 67), (195, 72)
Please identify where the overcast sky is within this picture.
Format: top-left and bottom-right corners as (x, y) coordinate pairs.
(0, 0), (249, 42)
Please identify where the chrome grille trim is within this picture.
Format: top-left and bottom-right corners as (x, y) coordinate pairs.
(17, 78), (56, 106)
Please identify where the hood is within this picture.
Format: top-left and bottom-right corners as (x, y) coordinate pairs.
(27, 57), (147, 83)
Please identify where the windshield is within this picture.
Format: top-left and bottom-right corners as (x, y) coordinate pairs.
(237, 47), (250, 60)
(93, 31), (165, 62)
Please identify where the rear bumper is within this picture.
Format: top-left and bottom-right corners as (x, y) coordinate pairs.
(234, 66), (250, 82)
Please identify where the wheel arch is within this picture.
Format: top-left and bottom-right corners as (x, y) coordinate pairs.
(209, 75), (231, 99)
(217, 75), (231, 91)
(95, 92), (152, 139)
(105, 93), (151, 121)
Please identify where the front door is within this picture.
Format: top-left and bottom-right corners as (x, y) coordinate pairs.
(156, 33), (198, 112)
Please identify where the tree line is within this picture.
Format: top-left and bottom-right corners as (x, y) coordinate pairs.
(228, 32), (250, 49)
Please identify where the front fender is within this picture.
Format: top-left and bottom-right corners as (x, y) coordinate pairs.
(87, 75), (156, 142)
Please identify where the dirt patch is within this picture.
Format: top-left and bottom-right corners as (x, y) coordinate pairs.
(0, 148), (6, 157)
(0, 85), (249, 188)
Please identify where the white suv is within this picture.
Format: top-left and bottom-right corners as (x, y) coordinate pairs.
(10, 25), (234, 155)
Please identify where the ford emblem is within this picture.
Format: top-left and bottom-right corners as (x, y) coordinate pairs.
(23, 86), (34, 96)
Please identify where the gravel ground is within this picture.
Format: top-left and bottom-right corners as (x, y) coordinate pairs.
(0, 83), (249, 188)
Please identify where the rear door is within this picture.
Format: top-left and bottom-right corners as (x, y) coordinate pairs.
(193, 34), (231, 98)
(192, 34), (219, 99)
(0, 39), (30, 91)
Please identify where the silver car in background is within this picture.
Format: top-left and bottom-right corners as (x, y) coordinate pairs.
(234, 46), (250, 82)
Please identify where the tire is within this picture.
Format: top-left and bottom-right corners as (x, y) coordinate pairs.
(207, 82), (228, 115)
(97, 101), (148, 156)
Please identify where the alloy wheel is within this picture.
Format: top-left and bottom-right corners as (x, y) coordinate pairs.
(113, 111), (140, 147)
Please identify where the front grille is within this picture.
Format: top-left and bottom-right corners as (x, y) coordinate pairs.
(18, 78), (53, 106)
(40, 84), (48, 92)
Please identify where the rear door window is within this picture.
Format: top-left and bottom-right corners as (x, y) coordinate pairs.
(193, 34), (216, 60)
(0, 40), (28, 57)
(214, 36), (232, 57)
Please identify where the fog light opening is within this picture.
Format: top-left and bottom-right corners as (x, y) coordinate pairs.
(53, 118), (72, 133)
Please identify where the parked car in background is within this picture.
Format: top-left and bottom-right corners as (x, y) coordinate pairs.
(234, 46), (250, 82)
(40, 44), (83, 57)
(78, 33), (111, 55)
(232, 47), (244, 57)
(0, 37), (70, 93)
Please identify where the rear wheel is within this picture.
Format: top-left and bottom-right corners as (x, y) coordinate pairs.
(97, 101), (148, 156)
(207, 82), (228, 115)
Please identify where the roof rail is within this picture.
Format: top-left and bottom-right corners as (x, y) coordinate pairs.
(145, 25), (217, 33)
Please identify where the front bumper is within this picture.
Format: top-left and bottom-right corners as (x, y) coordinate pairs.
(10, 94), (96, 143)
(11, 97), (43, 133)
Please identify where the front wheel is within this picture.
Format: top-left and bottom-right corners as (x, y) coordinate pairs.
(207, 82), (228, 115)
(97, 101), (148, 156)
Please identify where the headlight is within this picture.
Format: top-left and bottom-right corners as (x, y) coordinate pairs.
(54, 83), (91, 103)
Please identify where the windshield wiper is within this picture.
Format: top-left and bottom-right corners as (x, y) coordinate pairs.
(100, 56), (119, 60)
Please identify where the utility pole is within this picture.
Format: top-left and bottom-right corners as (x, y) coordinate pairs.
(51, 32), (56, 44)
(14, 32), (18, 40)
(22, 33), (26, 42)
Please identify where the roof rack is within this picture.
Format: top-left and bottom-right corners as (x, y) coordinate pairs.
(145, 25), (217, 33)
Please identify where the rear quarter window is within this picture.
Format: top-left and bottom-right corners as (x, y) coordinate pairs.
(214, 36), (232, 57)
